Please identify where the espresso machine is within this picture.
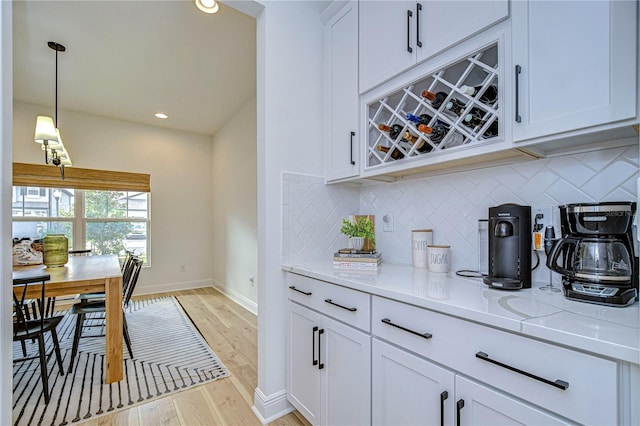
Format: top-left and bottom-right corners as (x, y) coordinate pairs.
(483, 204), (532, 290)
(546, 202), (638, 306)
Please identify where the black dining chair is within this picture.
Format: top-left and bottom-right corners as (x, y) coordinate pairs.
(68, 257), (143, 372)
(13, 274), (65, 404)
(76, 250), (135, 304)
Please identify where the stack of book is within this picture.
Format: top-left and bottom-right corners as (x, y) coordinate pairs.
(332, 249), (382, 271)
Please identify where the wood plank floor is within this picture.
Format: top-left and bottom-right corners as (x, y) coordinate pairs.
(80, 287), (310, 426)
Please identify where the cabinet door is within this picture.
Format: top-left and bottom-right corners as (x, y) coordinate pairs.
(323, 315), (371, 426)
(326, 1), (359, 181)
(372, 339), (454, 426)
(419, 0), (508, 62)
(359, 1), (416, 93)
(288, 303), (322, 425)
(512, 0), (637, 142)
(455, 376), (571, 425)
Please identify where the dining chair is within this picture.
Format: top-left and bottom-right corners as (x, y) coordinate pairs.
(68, 257), (143, 372)
(13, 274), (65, 404)
(76, 252), (137, 304)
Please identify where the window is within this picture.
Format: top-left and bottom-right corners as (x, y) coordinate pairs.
(12, 186), (150, 264)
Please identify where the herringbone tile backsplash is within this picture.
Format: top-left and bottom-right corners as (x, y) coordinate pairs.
(283, 146), (638, 284)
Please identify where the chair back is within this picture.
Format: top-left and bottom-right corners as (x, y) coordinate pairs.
(13, 274), (51, 338)
(123, 258), (143, 307)
(121, 249), (135, 273)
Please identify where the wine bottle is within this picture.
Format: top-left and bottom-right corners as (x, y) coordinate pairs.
(460, 84), (498, 104)
(406, 113), (433, 127)
(403, 131), (419, 143)
(462, 108), (487, 127)
(421, 91), (448, 109)
(378, 123), (403, 140)
(418, 123), (464, 147)
(483, 120), (499, 138)
(443, 98), (467, 116)
(376, 145), (405, 160)
(403, 131), (433, 153)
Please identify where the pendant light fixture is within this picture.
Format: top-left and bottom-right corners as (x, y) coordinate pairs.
(34, 41), (72, 179)
(195, 0), (219, 14)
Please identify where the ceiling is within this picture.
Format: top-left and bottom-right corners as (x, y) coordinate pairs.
(12, 0), (257, 137)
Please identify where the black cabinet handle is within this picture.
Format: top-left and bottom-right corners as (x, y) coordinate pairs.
(325, 298), (357, 312)
(475, 351), (569, 390)
(289, 285), (312, 296)
(350, 131), (356, 165)
(456, 399), (464, 426)
(318, 328), (325, 369)
(312, 326), (318, 366)
(406, 10), (413, 53)
(515, 65), (522, 123)
(440, 391), (448, 426)
(381, 318), (432, 339)
(416, 3), (422, 48)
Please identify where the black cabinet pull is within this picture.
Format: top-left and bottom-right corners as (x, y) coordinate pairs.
(406, 10), (413, 53)
(440, 391), (448, 426)
(456, 399), (464, 426)
(515, 65), (522, 123)
(289, 285), (312, 296)
(325, 298), (357, 312)
(381, 318), (432, 339)
(416, 3), (422, 48)
(350, 131), (356, 165)
(312, 326), (318, 366)
(318, 328), (325, 369)
(475, 351), (569, 390)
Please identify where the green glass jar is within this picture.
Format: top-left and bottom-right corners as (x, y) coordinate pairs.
(43, 234), (69, 267)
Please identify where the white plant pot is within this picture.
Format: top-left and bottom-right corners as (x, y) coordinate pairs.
(349, 237), (365, 251)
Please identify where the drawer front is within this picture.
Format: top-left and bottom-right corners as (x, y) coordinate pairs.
(372, 296), (617, 425)
(287, 273), (370, 332)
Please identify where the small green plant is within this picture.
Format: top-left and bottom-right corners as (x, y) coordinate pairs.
(340, 216), (375, 246)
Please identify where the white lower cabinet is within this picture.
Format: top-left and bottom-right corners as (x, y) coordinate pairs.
(288, 301), (371, 426)
(372, 338), (454, 426)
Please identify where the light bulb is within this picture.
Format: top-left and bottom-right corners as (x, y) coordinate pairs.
(195, 0), (219, 14)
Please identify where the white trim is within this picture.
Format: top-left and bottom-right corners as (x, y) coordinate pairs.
(134, 279), (214, 296)
(211, 278), (258, 315)
(251, 387), (294, 425)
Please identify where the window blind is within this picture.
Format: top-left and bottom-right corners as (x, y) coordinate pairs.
(13, 162), (150, 192)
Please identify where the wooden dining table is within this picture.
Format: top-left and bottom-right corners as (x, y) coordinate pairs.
(13, 254), (123, 383)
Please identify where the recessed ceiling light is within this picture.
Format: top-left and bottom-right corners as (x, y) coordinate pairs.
(195, 0), (219, 14)
(155, 113), (169, 119)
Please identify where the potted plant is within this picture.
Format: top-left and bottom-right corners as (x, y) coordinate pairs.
(340, 216), (376, 251)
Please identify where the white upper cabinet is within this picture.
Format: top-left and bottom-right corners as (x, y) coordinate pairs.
(359, 1), (508, 94)
(325, 1), (359, 182)
(511, 0), (638, 143)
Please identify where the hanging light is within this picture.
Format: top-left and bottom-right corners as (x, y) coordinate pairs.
(195, 0), (219, 14)
(34, 41), (72, 179)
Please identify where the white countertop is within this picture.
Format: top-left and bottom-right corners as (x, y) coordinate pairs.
(283, 261), (640, 364)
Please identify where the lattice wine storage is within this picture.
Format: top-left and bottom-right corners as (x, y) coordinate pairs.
(366, 43), (500, 169)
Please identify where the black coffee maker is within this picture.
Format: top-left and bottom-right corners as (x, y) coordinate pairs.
(546, 202), (638, 306)
(483, 204), (532, 290)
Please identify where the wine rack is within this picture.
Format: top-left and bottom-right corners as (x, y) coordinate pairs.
(366, 43), (500, 169)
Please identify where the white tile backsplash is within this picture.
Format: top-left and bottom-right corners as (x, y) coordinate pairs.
(282, 145), (638, 284)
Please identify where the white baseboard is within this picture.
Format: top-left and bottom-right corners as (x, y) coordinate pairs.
(252, 387), (294, 425)
(211, 279), (258, 315)
(135, 279), (214, 296)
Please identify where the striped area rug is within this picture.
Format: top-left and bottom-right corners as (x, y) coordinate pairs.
(13, 296), (229, 426)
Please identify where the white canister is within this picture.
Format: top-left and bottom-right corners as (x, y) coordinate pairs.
(411, 229), (433, 269)
(427, 245), (451, 273)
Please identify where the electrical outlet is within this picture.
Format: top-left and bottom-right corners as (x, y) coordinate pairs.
(382, 213), (394, 232)
(249, 276), (255, 287)
(532, 206), (554, 250)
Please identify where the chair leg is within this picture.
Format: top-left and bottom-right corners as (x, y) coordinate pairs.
(123, 315), (134, 359)
(50, 328), (65, 375)
(37, 334), (50, 404)
(68, 313), (84, 374)
(20, 340), (27, 357)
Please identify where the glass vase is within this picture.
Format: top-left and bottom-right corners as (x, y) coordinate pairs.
(43, 234), (69, 267)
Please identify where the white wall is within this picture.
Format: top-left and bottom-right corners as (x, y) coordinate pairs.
(252, 0), (326, 422)
(13, 101), (215, 295)
(211, 96), (258, 313)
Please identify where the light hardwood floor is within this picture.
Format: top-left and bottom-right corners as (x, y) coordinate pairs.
(81, 287), (310, 426)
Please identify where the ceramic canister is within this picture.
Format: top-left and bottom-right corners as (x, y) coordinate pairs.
(411, 229), (433, 269)
(43, 234), (69, 267)
(427, 245), (451, 273)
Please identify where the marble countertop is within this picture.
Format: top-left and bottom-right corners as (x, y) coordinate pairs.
(283, 261), (640, 364)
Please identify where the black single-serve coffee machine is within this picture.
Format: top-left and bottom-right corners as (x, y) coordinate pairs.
(546, 202), (638, 306)
(483, 204), (532, 290)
